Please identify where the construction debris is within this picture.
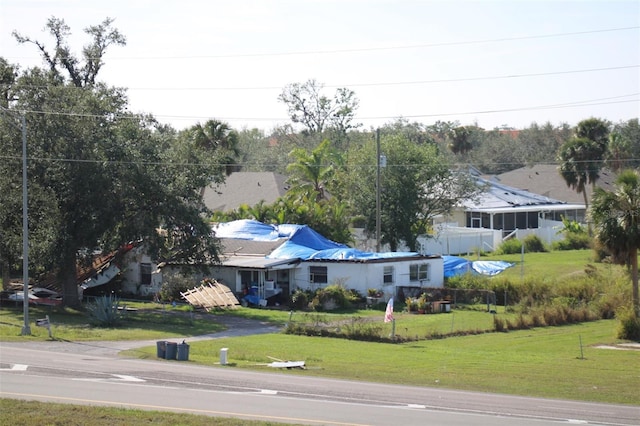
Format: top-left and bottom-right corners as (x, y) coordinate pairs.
(265, 356), (306, 369)
(181, 280), (240, 311)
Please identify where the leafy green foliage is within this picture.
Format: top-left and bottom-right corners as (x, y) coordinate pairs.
(2, 19), (224, 305)
(552, 233), (591, 251)
(310, 284), (360, 311)
(615, 306), (640, 340)
(159, 274), (197, 302)
(523, 234), (547, 253)
(496, 238), (522, 254)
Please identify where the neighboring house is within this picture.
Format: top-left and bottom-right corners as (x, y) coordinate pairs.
(425, 175), (586, 254)
(488, 164), (616, 205)
(202, 172), (289, 212)
(159, 220), (444, 303)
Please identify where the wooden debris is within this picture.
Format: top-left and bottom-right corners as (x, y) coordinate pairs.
(181, 280), (240, 311)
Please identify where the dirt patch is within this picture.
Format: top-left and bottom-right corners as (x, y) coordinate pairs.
(594, 343), (640, 351)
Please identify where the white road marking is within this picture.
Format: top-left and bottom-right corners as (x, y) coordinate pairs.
(0, 364), (29, 371)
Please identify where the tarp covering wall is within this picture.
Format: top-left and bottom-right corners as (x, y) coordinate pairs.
(214, 219), (421, 261)
(443, 255), (514, 278)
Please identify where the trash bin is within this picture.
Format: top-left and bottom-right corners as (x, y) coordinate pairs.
(156, 341), (167, 358)
(165, 341), (178, 360)
(177, 340), (190, 361)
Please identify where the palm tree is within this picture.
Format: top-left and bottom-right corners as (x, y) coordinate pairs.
(192, 120), (241, 175)
(286, 139), (339, 201)
(558, 137), (603, 209)
(590, 169), (640, 316)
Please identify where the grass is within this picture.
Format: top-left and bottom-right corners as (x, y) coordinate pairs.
(0, 399), (293, 426)
(1, 249), (638, 424)
(125, 319), (639, 406)
(0, 303), (227, 341)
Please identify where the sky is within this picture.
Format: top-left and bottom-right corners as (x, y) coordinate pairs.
(1, 0), (639, 133)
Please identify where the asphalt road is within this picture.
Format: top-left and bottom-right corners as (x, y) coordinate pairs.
(1, 319), (638, 425)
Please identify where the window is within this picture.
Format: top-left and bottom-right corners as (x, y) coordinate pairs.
(140, 263), (152, 285)
(409, 263), (430, 282)
(309, 266), (328, 284)
(383, 266), (394, 284)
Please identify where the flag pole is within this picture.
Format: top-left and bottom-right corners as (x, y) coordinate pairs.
(391, 318), (395, 340)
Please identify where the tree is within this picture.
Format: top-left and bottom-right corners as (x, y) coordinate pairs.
(557, 137), (603, 210)
(187, 119), (241, 175)
(4, 19), (222, 306)
(608, 118), (640, 171)
(590, 169), (640, 317)
(575, 117), (610, 156)
(447, 126), (473, 155)
(286, 139), (340, 201)
(344, 133), (479, 251)
(13, 17), (126, 88)
(278, 79), (360, 135)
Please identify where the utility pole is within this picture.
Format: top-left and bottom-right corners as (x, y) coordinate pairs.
(21, 114), (31, 335)
(376, 129), (381, 252)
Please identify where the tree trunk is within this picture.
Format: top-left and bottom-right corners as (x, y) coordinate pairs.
(581, 189), (593, 236)
(631, 247), (639, 318)
(1, 259), (10, 290)
(60, 254), (80, 307)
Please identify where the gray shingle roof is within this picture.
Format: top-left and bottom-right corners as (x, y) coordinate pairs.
(202, 172), (289, 212)
(488, 164), (616, 205)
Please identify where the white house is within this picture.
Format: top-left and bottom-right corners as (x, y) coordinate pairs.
(159, 220), (444, 303)
(423, 176), (586, 255)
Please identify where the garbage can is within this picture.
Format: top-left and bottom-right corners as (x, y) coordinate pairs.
(165, 341), (178, 360)
(177, 340), (190, 361)
(156, 341), (167, 358)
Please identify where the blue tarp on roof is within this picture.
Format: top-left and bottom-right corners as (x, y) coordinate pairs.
(214, 219), (421, 261)
(443, 255), (514, 278)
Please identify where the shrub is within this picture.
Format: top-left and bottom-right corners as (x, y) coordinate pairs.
(290, 289), (310, 310)
(496, 238), (522, 255)
(616, 306), (640, 341)
(86, 294), (121, 327)
(523, 234), (547, 253)
(493, 315), (506, 332)
(312, 284), (359, 311)
(552, 233), (591, 251)
(159, 274), (197, 302)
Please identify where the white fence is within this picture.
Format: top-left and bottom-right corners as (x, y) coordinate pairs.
(418, 220), (565, 255)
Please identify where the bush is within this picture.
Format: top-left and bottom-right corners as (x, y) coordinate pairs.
(290, 289), (310, 310)
(312, 284), (359, 311)
(616, 306), (640, 341)
(523, 234), (547, 253)
(552, 233), (591, 251)
(159, 274), (197, 302)
(497, 238), (522, 255)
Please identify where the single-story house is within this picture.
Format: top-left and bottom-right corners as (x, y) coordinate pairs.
(424, 175), (586, 254)
(158, 219), (444, 303)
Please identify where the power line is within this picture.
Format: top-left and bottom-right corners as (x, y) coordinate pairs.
(6, 93), (637, 124)
(12, 64), (640, 92)
(100, 26), (640, 60)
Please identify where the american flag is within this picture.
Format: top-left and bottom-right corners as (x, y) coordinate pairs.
(384, 297), (394, 323)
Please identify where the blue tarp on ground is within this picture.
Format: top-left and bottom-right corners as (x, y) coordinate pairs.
(214, 219), (420, 261)
(443, 255), (514, 278)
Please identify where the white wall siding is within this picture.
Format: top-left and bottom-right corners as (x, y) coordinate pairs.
(292, 258), (444, 299)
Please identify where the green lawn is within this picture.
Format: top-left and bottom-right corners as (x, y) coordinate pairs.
(2, 249), (638, 408)
(123, 318), (639, 405)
